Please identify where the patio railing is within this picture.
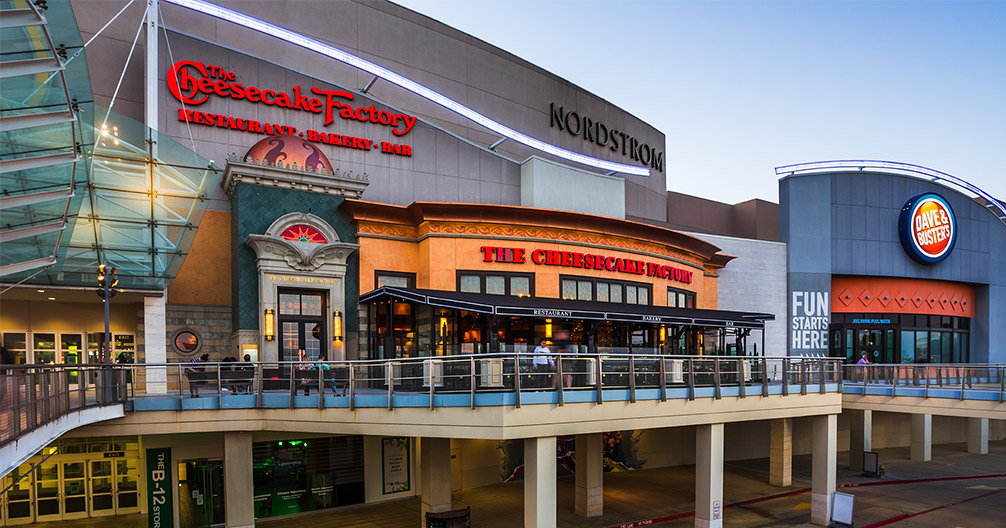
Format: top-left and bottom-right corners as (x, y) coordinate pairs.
(842, 363), (1006, 402)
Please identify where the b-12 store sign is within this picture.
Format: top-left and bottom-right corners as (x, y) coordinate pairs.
(791, 291), (829, 351)
(146, 448), (172, 528)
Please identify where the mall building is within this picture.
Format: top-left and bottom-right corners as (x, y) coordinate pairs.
(1, 1), (1003, 527)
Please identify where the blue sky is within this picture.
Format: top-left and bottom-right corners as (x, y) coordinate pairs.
(392, 0), (1005, 205)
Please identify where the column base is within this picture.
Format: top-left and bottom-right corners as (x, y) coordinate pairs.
(811, 492), (833, 526)
(695, 518), (723, 528)
(574, 485), (603, 517)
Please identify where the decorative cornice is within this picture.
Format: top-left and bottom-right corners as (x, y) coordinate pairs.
(222, 158), (369, 197)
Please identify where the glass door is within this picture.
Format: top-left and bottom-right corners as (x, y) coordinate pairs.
(2, 465), (34, 525)
(32, 332), (58, 365)
(114, 458), (140, 513)
(278, 290), (325, 362)
(89, 460), (115, 517)
(179, 459), (225, 528)
(34, 462), (61, 522)
(62, 333), (84, 387)
(63, 461), (88, 519)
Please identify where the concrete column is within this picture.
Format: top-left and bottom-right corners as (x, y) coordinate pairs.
(769, 418), (792, 487)
(968, 417), (989, 455)
(575, 433), (603, 517)
(848, 409), (872, 471)
(811, 414), (837, 526)
(911, 414), (932, 462)
(144, 294), (167, 394)
(223, 431), (254, 528)
(420, 437), (452, 519)
(524, 436), (557, 528)
(695, 423), (724, 528)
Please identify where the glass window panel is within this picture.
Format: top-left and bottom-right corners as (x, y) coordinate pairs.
(510, 276), (530, 297)
(33, 332), (56, 350)
(282, 322), (299, 356)
(597, 282), (609, 302)
(953, 333), (962, 363)
(929, 332), (941, 363)
(846, 330), (853, 360)
(279, 293), (300, 315)
(460, 275), (481, 293)
(577, 280), (592, 301)
(3, 332), (27, 350)
(900, 331), (914, 363)
(962, 334), (969, 363)
(941, 332), (951, 364)
(485, 276), (506, 295)
(610, 285), (622, 304)
(561, 279), (577, 300)
(667, 289), (676, 307)
(301, 294), (323, 316)
(377, 275), (410, 288)
(915, 331), (928, 363)
(638, 288), (648, 305)
(626, 285), (637, 305)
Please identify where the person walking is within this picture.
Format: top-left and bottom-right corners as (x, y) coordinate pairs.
(532, 339), (554, 389)
(856, 352), (871, 382)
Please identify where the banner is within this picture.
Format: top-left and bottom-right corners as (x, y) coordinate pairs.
(146, 448), (172, 528)
(381, 437), (410, 494)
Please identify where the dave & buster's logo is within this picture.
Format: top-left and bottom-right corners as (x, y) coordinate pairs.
(898, 193), (956, 264)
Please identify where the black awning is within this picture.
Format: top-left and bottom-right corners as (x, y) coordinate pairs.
(359, 286), (774, 329)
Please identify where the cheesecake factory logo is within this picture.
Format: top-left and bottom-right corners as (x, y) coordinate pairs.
(898, 193), (956, 264)
(166, 60), (415, 157)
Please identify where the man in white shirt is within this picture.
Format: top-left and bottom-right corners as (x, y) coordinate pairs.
(532, 339), (554, 388)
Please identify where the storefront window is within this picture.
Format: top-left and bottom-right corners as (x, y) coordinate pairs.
(511, 277), (531, 297)
(461, 275), (481, 293)
(486, 276), (506, 295)
(900, 331), (914, 363)
(253, 437), (364, 519)
(915, 331), (929, 363)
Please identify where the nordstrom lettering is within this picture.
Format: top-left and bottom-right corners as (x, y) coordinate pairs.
(550, 103), (664, 172)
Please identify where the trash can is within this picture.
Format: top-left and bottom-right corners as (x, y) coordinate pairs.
(426, 506), (471, 528)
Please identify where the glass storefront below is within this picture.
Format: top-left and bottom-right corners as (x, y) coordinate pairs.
(829, 313), (969, 364)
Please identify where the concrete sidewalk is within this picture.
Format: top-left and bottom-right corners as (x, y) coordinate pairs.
(30, 440), (1006, 528)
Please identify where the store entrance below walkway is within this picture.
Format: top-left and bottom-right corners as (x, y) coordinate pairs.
(177, 459), (224, 528)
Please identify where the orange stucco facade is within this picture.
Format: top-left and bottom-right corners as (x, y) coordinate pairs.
(345, 201), (729, 309)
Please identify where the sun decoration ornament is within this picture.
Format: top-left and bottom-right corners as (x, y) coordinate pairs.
(280, 224), (329, 244)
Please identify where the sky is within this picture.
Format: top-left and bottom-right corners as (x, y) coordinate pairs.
(392, 0), (1005, 205)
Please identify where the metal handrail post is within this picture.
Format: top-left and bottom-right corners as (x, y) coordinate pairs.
(782, 358), (789, 396)
(217, 365), (223, 409)
(595, 355), (603, 405)
(738, 360), (746, 399)
(289, 364), (296, 409)
(256, 364), (264, 408)
(999, 367), (1004, 404)
(515, 354), (523, 409)
(349, 365), (356, 411)
(819, 360), (826, 394)
(628, 355), (636, 403)
(318, 365), (325, 410)
(428, 361), (434, 411)
(761, 357), (769, 397)
(800, 360), (807, 396)
(960, 365), (965, 401)
(470, 357), (477, 409)
(687, 358), (695, 401)
(557, 355), (565, 406)
(659, 357), (667, 402)
(713, 359), (721, 400)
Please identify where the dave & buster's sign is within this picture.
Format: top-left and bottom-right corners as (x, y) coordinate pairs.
(898, 193), (957, 264)
(480, 246), (693, 284)
(167, 60), (414, 156)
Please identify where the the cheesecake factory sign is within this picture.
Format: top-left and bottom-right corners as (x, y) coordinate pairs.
(167, 60), (414, 157)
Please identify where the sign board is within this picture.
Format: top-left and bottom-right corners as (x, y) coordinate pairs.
(899, 193), (957, 264)
(832, 491), (855, 526)
(480, 245), (694, 284)
(382, 437), (411, 494)
(146, 448), (172, 528)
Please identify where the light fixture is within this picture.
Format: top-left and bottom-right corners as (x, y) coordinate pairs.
(545, 319), (552, 339)
(164, 0), (650, 177)
(36, 289), (45, 293)
(333, 310), (343, 342)
(659, 325), (666, 344)
(439, 317), (448, 340)
(264, 308), (275, 341)
(48, 297), (56, 301)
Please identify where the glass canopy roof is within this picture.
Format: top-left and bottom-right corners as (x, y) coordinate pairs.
(1, 0), (221, 291)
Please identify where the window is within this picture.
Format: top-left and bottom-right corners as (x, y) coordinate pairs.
(559, 276), (651, 305)
(375, 271), (416, 288)
(456, 271), (534, 297)
(667, 287), (696, 309)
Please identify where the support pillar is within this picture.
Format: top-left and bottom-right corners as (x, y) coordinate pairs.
(769, 418), (792, 487)
(849, 409), (872, 471)
(911, 414), (932, 462)
(144, 294), (167, 393)
(524, 436), (557, 528)
(223, 432), (254, 528)
(968, 417), (989, 455)
(695, 423), (724, 528)
(811, 414), (837, 526)
(575, 433), (603, 517)
(420, 437), (452, 519)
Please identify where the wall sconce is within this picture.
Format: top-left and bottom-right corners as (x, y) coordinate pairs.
(659, 325), (666, 344)
(333, 310), (343, 342)
(545, 318), (552, 339)
(439, 317), (448, 340)
(264, 308), (275, 341)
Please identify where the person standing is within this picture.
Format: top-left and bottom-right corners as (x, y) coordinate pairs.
(532, 339), (554, 388)
(184, 353), (209, 397)
(296, 349), (313, 396)
(856, 352), (871, 382)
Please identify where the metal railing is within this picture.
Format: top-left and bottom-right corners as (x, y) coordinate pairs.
(0, 364), (128, 449)
(842, 363), (1006, 402)
(106, 354), (841, 410)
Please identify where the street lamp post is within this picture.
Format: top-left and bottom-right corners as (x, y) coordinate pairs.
(97, 264), (118, 402)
